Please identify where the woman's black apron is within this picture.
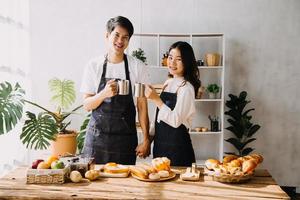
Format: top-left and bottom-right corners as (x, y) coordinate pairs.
(153, 85), (195, 167)
(83, 54), (137, 164)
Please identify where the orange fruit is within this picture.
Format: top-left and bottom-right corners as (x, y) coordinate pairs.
(46, 155), (59, 165)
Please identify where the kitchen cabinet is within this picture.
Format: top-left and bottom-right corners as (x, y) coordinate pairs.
(129, 33), (225, 164)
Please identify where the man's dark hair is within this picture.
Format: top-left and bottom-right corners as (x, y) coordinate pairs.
(106, 16), (134, 38)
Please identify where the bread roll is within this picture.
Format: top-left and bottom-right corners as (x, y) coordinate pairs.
(129, 166), (148, 179)
(227, 159), (242, 168)
(138, 163), (156, 174)
(223, 155), (239, 164)
(152, 157), (171, 171)
(249, 154), (263, 164)
(242, 159), (257, 173)
(205, 159), (220, 170)
(158, 170), (170, 178)
(149, 173), (160, 180)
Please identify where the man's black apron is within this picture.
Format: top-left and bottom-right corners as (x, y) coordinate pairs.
(153, 85), (195, 167)
(83, 54), (137, 164)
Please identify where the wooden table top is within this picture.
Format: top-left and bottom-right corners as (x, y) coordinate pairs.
(0, 166), (289, 200)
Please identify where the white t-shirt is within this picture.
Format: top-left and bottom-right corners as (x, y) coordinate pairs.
(80, 55), (149, 105)
(150, 77), (196, 135)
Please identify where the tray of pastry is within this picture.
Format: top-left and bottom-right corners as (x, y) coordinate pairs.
(98, 162), (130, 178)
(130, 157), (176, 182)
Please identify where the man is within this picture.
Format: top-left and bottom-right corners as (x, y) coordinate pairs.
(80, 16), (150, 164)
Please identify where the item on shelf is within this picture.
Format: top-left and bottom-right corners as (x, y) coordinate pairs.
(206, 84), (220, 99)
(194, 127), (208, 132)
(205, 53), (220, 66)
(161, 52), (168, 66)
(132, 48), (147, 64)
(196, 86), (205, 99)
(180, 163), (200, 181)
(196, 59), (205, 66)
(208, 115), (219, 132)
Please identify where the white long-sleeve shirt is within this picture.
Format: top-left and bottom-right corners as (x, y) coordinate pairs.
(150, 77), (196, 135)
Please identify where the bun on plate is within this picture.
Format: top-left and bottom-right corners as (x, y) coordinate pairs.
(152, 157), (171, 171)
(148, 173), (160, 180)
(138, 162), (156, 174)
(103, 162), (129, 174)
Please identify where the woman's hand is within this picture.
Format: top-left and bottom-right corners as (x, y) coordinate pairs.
(145, 85), (164, 109)
(101, 79), (118, 98)
(145, 85), (159, 100)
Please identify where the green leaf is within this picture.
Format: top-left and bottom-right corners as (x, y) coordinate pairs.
(20, 111), (58, 150)
(48, 78), (76, 110)
(248, 124), (261, 137)
(241, 147), (254, 156)
(224, 152), (238, 156)
(225, 138), (243, 151)
(0, 82), (25, 134)
(241, 138), (256, 149)
(225, 126), (243, 138)
(242, 108), (254, 117)
(77, 113), (91, 154)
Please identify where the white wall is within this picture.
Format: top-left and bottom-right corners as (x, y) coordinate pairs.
(29, 0), (300, 187)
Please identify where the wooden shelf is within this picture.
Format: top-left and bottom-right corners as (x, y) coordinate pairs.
(189, 131), (222, 135)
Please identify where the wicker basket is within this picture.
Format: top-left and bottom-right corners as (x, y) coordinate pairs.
(210, 172), (254, 183)
(26, 166), (70, 184)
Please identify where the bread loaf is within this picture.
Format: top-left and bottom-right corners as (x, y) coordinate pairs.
(129, 166), (149, 179)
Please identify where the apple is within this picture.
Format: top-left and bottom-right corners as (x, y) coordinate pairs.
(51, 160), (65, 169)
(31, 159), (44, 169)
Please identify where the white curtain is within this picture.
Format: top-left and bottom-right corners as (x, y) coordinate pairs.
(0, 0), (30, 177)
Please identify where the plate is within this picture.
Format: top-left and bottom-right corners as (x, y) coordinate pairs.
(131, 171), (176, 182)
(99, 171), (129, 178)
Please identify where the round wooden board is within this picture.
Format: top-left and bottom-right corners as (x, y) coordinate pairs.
(131, 171), (176, 182)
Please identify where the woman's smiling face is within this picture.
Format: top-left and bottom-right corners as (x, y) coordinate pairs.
(167, 48), (184, 77)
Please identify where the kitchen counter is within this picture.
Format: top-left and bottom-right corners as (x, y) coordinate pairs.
(0, 166), (289, 200)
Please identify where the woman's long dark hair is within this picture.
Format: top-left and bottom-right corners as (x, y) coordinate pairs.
(168, 41), (201, 96)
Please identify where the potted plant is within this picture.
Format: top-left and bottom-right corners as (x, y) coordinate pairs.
(206, 83), (220, 99)
(224, 91), (261, 156)
(0, 78), (83, 156)
(132, 48), (147, 64)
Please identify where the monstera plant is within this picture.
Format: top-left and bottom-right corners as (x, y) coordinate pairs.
(0, 78), (82, 150)
(224, 91), (261, 156)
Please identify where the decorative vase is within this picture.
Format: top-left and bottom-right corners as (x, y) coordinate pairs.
(205, 53), (220, 66)
(208, 92), (217, 99)
(50, 131), (77, 156)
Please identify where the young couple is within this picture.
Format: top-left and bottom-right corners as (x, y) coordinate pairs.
(80, 16), (201, 167)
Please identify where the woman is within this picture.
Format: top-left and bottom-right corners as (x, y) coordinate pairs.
(145, 41), (201, 166)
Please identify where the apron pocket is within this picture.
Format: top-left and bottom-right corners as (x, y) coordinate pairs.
(97, 114), (131, 134)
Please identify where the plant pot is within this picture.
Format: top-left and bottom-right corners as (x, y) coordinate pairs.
(50, 131), (77, 157)
(205, 53), (220, 66)
(208, 92), (217, 99)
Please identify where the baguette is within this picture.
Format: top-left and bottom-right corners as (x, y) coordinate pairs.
(129, 166), (149, 179)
